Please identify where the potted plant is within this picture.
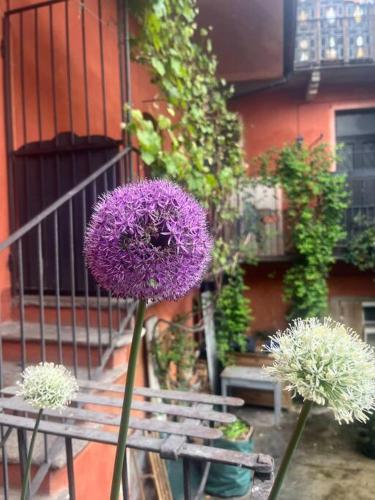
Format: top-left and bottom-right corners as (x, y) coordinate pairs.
(205, 419), (254, 498)
(357, 411), (375, 459)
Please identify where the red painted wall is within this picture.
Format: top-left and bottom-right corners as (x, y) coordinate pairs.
(0, 0), (188, 321)
(232, 83), (375, 168)
(0, 1), (194, 495)
(232, 82), (375, 332)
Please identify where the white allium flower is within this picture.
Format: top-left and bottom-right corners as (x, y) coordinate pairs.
(17, 362), (78, 410)
(266, 318), (375, 424)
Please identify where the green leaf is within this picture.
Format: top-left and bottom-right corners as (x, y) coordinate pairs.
(151, 57), (165, 76)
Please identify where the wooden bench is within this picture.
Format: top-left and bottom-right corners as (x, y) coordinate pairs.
(221, 366), (282, 425)
(0, 382), (274, 499)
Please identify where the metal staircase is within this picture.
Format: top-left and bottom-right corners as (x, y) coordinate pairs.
(0, 147), (141, 498)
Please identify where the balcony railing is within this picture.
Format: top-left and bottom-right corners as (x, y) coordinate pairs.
(238, 205), (375, 260)
(295, 0), (375, 68)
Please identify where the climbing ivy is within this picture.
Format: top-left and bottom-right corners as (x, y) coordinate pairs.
(128, 0), (252, 278)
(214, 268), (252, 366)
(346, 224), (375, 271)
(152, 315), (198, 390)
(257, 143), (348, 319)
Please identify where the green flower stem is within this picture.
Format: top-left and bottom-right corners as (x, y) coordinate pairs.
(21, 408), (43, 500)
(268, 399), (313, 500)
(110, 299), (147, 500)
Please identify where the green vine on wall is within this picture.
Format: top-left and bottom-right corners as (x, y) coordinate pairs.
(346, 223), (375, 272)
(214, 268), (252, 366)
(128, 0), (253, 278)
(257, 143), (348, 319)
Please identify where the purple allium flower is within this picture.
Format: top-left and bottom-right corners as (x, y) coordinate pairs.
(84, 180), (212, 302)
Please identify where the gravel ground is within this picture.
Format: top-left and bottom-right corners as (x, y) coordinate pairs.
(236, 405), (375, 500)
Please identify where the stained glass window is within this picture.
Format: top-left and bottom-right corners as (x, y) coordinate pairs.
(295, 0), (374, 67)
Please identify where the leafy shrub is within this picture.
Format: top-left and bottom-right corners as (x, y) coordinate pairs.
(214, 268), (252, 366)
(257, 143), (348, 319)
(346, 224), (375, 271)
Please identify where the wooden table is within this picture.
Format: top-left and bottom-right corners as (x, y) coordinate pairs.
(0, 381), (274, 500)
(221, 366), (282, 425)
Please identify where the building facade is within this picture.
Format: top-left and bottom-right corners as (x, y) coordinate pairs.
(229, 0), (375, 339)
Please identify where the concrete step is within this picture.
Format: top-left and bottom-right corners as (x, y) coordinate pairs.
(8, 295), (135, 331)
(0, 321), (120, 347)
(0, 488), (69, 499)
(1, 361), (126, 393)
(0, 321), (136, 367)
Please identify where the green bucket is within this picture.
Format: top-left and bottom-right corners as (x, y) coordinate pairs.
(205, 436), (254, 498)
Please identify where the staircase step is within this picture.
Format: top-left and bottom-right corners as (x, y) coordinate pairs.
(0, 488), (69, 499)
(0, 321), (136, 367)
(1, 361), (126, 395)
(0, 321), (127, 347)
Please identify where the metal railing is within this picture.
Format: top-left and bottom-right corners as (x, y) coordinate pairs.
(247, 204), (375, 259)
(0, 146), (141, 385)
(295, 2), (375, 69)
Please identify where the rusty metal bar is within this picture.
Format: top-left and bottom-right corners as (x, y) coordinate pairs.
(0, 425), (9, 500)
(68, 199), (78, 375)
(65, 437), (76, 500)
(37, 224), (46, 361)
(54, 211), (63, 364)
(183, 459), (192, 500)
(17, 429), (29, 499)
(17, 239), (26, 369)
(97, 0), (108, 136)
(19, 12), (27, 144)
(3, 13), (16, 235)
(0, 427), (12, 450)
(65, 0), (74, 140)
(80, 0), (90, 138)
(82, 189), (92, 379)
(49, 4), (58, 138)
(34, 8), (42, 144)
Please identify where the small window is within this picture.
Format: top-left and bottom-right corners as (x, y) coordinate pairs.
(336, 109), (375, 138)
(363, 302), (375, 347)
(363, 303), (375, 323)
(364, 328), (375, 348)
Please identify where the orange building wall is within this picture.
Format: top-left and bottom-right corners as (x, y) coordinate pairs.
(0, 2), (11, 322)
(246, 262), (375, 335)
(232, 83), (375, 332)
(0, 0), (183, 322)
(232, 83), (375, 170)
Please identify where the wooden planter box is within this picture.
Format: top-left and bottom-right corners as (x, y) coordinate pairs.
(229, 352), (292, 409)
